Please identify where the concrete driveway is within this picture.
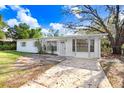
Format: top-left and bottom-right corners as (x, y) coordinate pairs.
(21, 56), (112, 88)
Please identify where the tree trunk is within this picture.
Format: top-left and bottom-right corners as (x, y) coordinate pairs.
(112, 45), (121, 54)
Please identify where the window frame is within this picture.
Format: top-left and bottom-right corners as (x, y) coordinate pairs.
(76, 39), (88, 52)
(72, 39), (75, 52)
(90, 39), (94, 52)
(21, 42), (26, 47)
(47, 41), (57, 52)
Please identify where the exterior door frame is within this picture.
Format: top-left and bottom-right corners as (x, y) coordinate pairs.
(59, 41), (66, 56)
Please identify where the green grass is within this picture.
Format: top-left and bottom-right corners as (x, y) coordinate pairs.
(0, 50), (30, 87)
(0, 50), (29, 64)
(0, 50), (56, 88)
(0, 50), (57, 88)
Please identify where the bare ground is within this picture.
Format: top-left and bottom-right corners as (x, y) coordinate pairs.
(0, 54), (62, 88)
(99, 55), (124, 88)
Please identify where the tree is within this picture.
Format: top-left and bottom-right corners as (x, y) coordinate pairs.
(0, 15), (8, 30)
(0, 30), (6, 39)
(0, 15), (8, 39)
(7, 23), (42, 39)
(48, 29), (59, 37)
(29, 28), (42, 38)
(64, 5), (124, 54)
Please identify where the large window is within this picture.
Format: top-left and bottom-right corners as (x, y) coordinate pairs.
(77, 39), (88, 52)
(47, 41), (57, 51)
(72, 39), (94, 52)
(21, 42), (26, 47)
(90, 40), (94, 52)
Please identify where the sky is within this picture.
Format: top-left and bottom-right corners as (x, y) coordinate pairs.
(0, 5), (65, 28)
(0, 5), (79, 35)
(0, 5), (117, 36)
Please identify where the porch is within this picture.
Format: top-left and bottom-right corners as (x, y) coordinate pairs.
(41, 36), (101, 58)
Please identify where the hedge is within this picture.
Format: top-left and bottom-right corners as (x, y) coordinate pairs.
(0, 41), (16, 50)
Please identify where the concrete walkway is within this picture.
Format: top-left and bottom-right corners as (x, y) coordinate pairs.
(20, 57), (112, 88)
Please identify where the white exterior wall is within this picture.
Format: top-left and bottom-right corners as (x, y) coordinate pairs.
(57, 41), (64, 56)
(17, 39), (38, 53)
(16, 35), (102, 58)
(65, 38), (75, 57)
(65, 38), (100, 58)
(94, 37), (101, 58)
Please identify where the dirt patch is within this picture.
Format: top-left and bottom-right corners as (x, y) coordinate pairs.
(4, 63), (54, 88)
(0, 54), (63, 88)
(100, 58), (124, 88)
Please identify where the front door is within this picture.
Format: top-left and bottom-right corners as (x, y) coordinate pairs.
(60, 41), (66, 56)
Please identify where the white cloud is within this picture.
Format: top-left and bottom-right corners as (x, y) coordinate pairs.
(7, 19), (19, 27)
(0, 5), (7, 10)
(50, 23), (64, 30)
(7, 5), (40, 28)
(75, 14), (82, 19)
(42, 28), (49, 36)
(64, 6), (82, 19)
(71, 7), (79, 11)
(120, 13), (124, 21)
(71, 7), (82, 19)
(9, 5), (22, 11)
(17, 10), (40, 28)
(49, 23), (75, 36)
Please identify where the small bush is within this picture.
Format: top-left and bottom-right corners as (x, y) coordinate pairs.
(101, 38), (112, 56)
(0, 41), (16, 50)
(35, 40), (44, 54)
(121, 44), (124, 55)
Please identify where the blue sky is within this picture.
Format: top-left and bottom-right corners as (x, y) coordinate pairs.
(22, 5), (65, 28)
(0, 5), (81, 35)
(0, 5), (114, 28)
(0, 5), (112, 35)
(0, 5), (65, 28)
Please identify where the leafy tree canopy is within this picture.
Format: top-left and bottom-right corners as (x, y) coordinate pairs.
(63, 5), (124, 54)
(0, 30), (6, 39)
(7, 23), (42, 39)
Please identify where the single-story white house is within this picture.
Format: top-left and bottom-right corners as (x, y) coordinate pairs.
(16, 33), (107, 58)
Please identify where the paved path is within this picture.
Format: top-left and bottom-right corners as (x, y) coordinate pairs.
(20, 57), (112, 88)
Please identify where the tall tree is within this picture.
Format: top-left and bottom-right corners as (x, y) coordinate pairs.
(64, 5), (124, 54)
(29, 28), (42, 38)
(7, 23), (42, 39)
(0, 15), (8, 39)
(0, 15), (8, 30)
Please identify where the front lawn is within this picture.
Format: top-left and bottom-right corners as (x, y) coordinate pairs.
(0, 51), (56, 88)
(0, 51), (28, 65)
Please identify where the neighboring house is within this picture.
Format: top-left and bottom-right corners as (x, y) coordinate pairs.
(16, 33), (107, 58)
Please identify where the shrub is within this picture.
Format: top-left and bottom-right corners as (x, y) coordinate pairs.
(0, 41), (16, 50)
(0, 30), (6, 39)
(121, 44), (124, 55)
(101, 38), (112, 56)
(35, 39), (43, 54)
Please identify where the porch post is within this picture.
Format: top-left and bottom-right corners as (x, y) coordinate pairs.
(75, 38), (77, 56)
(98, 38), (101, 58)
(88, 39), (91, 58)
(46, 40), (48, 52)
